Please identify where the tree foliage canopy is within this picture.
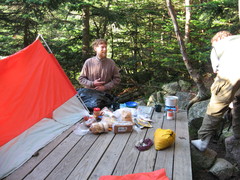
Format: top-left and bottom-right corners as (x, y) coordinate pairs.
(0, 0), (239, 97)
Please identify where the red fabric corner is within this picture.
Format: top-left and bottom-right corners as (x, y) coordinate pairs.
(99, 169), (169, 180)
(0, 40), (76, 146)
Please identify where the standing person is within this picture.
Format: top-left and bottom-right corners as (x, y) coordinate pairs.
(191, 31), (240, 151)
(78, 39), (121, 92)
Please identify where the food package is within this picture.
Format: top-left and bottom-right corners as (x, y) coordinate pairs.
(101, 116), (117, 128)
(121, 110), (133, 122)
(101, 107), (115, 118)
(113, 108), (136, 122)
(154, 128), (175, 150)
(112, 121), (133, 133)
(84, 116), (97, 127)
(89, 122), (109, 134)
(135, 117), (152, 128)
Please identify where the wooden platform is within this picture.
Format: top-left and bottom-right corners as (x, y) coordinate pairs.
(4, 110), (192, 180)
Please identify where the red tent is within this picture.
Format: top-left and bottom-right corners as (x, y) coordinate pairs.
(0, 39), (76, 146)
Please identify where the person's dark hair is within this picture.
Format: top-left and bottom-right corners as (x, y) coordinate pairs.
(211, 31), (232, 44)
(92, 39), (107, 48)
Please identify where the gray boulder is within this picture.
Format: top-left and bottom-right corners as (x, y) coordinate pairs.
(178, 80), (192, 91)
(225, 136), (240, 165)
(188, 99), (209, 122)
(191, 145), (217, 170)
(147, 80), (193, 107)
(162, 81), (180, 95)
(147, 82), (193, 110)
(209, 158), (234, 180)
(176, 91), (194, 110)
(188, 100), (209, 138)
(219, 127), (233, 143)
(147, 91), (164, 107)
(136, 98), (147, 106)
(162, 80), (192, 95)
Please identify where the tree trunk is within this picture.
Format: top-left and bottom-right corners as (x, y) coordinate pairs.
(23, 18), (31, 47)
(166, 0), (210, 110)
(239, 0), (240, 21)
(82, 5), (90, 61)
(184, 0), (191, 44)
(100, 0), (111, 38)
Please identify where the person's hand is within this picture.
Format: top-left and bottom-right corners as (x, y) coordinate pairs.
(95, 85), (106, 91)
(93, 78), (105, 87)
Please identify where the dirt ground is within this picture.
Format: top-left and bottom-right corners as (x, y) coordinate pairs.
(192, 139), (240, 180)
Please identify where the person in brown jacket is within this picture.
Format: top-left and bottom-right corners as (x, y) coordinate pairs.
(78, 39), (121, 92)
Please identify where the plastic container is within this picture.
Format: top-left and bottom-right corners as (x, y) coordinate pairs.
(125, 101), (138, 108)
(93, 107), (101, 119)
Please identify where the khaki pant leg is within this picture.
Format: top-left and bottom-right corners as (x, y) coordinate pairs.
(198, 77), (235, 140)
(198, 114), (223, 139)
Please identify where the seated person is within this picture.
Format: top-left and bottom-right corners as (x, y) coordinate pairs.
(78, 39), (120, 92)
(78, 39), (121, 110)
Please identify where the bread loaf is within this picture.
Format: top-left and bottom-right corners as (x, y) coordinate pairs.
(90, 122), (108, 134)
(112, 122), (133, 133)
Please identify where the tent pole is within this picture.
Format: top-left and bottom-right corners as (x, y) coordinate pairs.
(76, 94), (90, 113)
(36, 34), (53, 54)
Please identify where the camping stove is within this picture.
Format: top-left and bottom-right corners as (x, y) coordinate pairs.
(164, 96), (178, 120)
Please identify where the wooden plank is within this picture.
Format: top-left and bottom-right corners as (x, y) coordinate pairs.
(23, 131), (83, 180)
(112, 129), (147, 176)
(45, 133), (99, 180)
(66, 133), (115, 180)
(173, 111), (192, 180)
(154, 111), (176, 180)
(5, 125), (74, 180)
(88, 133), (131, 179)
(134, 111), (163, 173)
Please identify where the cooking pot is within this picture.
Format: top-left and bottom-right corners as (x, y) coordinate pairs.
(165, 96), (178, 107)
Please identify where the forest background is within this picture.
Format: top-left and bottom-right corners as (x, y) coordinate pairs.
(1, 0), (239, 102)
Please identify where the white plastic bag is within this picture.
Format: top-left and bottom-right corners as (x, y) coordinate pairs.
(73, 123), (90, 136)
